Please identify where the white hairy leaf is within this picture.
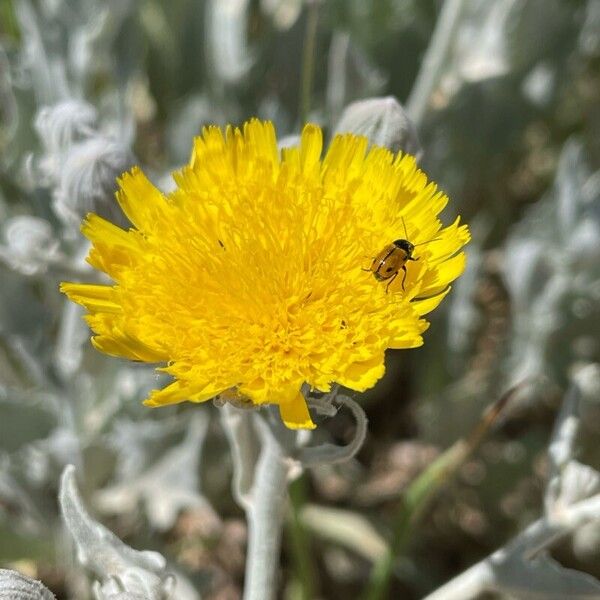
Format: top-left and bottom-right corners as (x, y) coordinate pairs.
(0, 569), (56, 600)
(59, 465), (174, 600)
(96, 414), (218, 532)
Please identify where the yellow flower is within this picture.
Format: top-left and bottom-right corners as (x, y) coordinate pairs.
(61, 120), (469, 429)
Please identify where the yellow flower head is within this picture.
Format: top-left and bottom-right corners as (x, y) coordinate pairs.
(61, 120), (469, 429)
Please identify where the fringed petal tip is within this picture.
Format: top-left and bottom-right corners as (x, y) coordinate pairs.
(278, 392), (316, 430)
(58, 281), (72, 297)
(144, 379), (228, 408)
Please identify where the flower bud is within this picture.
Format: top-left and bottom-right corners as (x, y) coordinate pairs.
(333, 96), (422, 158)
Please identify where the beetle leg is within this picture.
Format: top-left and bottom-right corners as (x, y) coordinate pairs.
(401, 265), (408, 290)
(361, 257), (378, 272)
(385, 272), (398, 293)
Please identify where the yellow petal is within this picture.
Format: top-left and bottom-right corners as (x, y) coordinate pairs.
(278, 391), (315, 430)
(81, 213), (141, 276)
(90, 334), (163, 362)
(420, 252), (466, 297)
(337, 355), (386, 391)
(412, 286), (452, 316)
(116, 167), (168, 231)
(60, 283), (120, 313)
(145, 379), (226, 407)
(299, 124), (323, 176)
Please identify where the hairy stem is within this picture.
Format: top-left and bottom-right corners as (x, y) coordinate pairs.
(244, 417), (290, 600)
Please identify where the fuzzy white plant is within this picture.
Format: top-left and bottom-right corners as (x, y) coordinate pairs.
(59, 465), (179, 600)
(0, 568), (56, 600)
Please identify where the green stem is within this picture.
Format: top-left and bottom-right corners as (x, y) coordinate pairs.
(299, 0), (320, 124)
(288, 476), (318, 600)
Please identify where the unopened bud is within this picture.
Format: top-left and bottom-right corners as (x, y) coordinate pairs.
(333, 96), (422, 158)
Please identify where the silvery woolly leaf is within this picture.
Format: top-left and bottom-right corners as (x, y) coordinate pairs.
(23, 426), (81, 487)
(574, 519), (600, 562)
(0, 216), (60, 276)
(300, 505), (387, 562)
(34, 100), (97, 157)
(333, 97), (421, 158)
(54, 301), (88, 379)
(205, 0), (255, 85)
(577, 364), (600, 434)
(278, 134), (300, 150)
(260, 0), (302, 30)
(492, 552), (600, 599)
(522, 63), (556, 108)
(33, 100), (135, 231)
(0, 456), (43, 527)
(68, 7), (108, 87)
(166, 95), (223, 165)
(0, 569), (56, 599)
(502, 139), (600, 383)
(579, 0), (600, 57)
(447, 0), (512, 85)
(0, 47), (18, 150)
(327, 33), (386, 125)
(96, 414), (219, 532)
(59, 465), (173, 600)
(547, 377), (580, 483)
(14, 0), (69, 103)
(52, 136), (135, 229)
(506, 0), (573, 71)
(547, 366), (600, 511)
(447, 221), (487, 358)
(558, 462), (600, 508)
(96, 594), (146, 600)
(105, 418), (179, 483)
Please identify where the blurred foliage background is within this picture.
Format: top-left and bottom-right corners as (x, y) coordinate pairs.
(0, 0), (599, 598)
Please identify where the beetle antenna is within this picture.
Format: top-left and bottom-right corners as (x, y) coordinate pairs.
(413, 237), (443, 247)
(401, 216), (408, 239)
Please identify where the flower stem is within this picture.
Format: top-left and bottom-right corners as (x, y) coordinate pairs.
(244, 419), (289, 600)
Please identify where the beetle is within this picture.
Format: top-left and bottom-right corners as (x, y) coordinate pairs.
(367, 238), (418, 292)
(364, 218), (441, 293)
